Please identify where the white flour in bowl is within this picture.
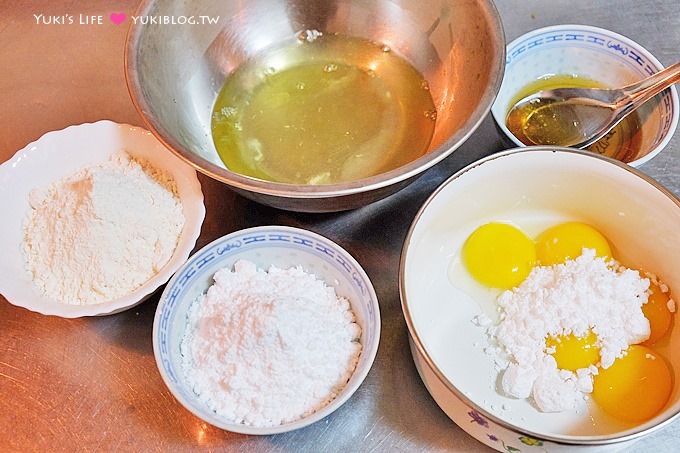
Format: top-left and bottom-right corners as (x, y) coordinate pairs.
(22, 150), (184, 305)
(180, 259), (362, 427)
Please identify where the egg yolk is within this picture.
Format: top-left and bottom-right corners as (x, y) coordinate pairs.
(546, 330), (600, 371)
(462, 222), (536, 289)
(642, 282), (674, 345)
(592, 345), (672, 423)
(536, 222), (612, 266)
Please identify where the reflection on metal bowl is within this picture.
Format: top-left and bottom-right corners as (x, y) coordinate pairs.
(125, 0), (504, 212)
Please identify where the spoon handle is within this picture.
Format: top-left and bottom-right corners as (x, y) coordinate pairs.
(621, 61), (680, 110)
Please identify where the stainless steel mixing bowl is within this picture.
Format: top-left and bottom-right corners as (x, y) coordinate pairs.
(125, 0), (505, 212)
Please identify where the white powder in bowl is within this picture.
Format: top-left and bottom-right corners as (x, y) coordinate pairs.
(22, 150), (184, 305)
(180, 259), (362, 427)
(487, 249), (650, 412)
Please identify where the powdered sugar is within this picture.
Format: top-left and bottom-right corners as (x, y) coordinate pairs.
(487, 249), (650, 412)
(180, 260), (362, 427)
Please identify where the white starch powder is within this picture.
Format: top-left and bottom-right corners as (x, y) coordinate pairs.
(180, 260), (362, 427)
(485, 249), (651, 412)
(22, 151), (184, 305)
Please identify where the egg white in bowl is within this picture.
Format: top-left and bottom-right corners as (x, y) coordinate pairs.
(0, 120), (205, 317)
(400, 147), (680, 451)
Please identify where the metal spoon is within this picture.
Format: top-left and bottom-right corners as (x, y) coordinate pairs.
(510, 61), (680, 148)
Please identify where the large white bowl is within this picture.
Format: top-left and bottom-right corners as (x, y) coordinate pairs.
(0, 120), (205, 317)
(491, 25), (679, 166)
(125, 0), (505, 212)
(153, 225), (381, 434)
(400, 148), (680, 451)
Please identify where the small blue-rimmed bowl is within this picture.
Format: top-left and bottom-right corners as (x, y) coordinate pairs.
(153, 225), (380, 434)
(491, 24), (679, 166)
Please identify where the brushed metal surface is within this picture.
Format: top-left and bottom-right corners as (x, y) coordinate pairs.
(1, 0), (678, 451)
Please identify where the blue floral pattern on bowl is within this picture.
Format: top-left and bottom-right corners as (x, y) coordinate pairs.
(491, 24), (679, 167)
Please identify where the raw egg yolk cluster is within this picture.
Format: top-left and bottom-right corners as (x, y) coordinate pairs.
(462, 221), (610, 288)
(462, 221), (675, 423)
(590, 280), (674, 422)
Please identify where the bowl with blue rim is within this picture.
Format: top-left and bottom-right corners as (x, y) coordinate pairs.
(153, 225), (380, 434)
(491, 24), (679, 166)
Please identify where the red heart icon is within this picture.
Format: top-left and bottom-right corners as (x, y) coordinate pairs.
(110, 12), (126, 25)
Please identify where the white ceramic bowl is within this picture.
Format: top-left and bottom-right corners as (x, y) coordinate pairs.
(153, 225), (380, 434)
(400, 148), (680, 451)
(491, 24), (679, 166)
(0, 120), (205, 317)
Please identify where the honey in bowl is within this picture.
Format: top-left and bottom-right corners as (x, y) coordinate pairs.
(211, 32), (436, 185)
(506, 75), (644, 162)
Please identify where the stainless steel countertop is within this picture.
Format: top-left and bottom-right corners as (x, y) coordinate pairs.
(1, 1), (678, 451)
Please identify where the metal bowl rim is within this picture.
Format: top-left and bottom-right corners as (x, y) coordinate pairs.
(124, 0), (506, 200)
